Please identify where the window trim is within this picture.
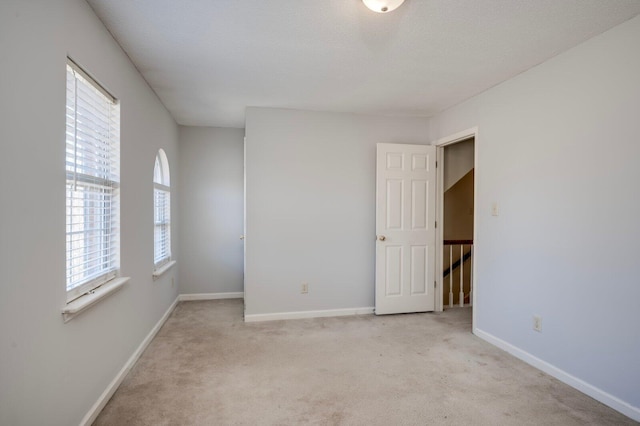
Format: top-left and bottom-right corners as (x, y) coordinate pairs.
(152, 260), (176, 279)
(62, 277), (130, 322)
(67, 58), (115, 102)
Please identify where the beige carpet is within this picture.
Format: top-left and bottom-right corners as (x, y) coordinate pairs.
(94, 300), (636, 425)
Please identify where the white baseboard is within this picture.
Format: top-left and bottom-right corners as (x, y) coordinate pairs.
(80, 296), (179, 426)
(474, 328), (640, 422)
(244, 307), (374, 322)
(178, 292), (244, 301)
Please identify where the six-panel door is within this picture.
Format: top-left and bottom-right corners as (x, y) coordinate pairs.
(375, 143), (436, 315)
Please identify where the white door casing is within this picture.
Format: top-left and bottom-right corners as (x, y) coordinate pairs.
(375, 143), (436, 315)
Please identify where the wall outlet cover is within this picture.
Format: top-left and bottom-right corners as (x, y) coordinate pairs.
(533, 315), (542, 332)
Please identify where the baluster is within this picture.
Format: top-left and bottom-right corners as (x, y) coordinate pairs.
(459, 244), (464, 307)
(448, 245), (453, 308)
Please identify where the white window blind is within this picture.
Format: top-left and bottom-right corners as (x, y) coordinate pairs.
(154, 151), (171, 267)
(66, 59), (120, 301)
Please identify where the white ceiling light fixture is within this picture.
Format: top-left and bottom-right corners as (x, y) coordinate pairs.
(362, 0), (405, 13)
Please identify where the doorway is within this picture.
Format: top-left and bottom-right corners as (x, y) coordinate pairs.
(435, 128), (478, 331)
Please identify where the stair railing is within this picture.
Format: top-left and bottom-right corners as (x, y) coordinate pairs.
(443, 239), (473, 308)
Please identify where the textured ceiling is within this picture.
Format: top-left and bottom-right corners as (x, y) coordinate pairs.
(86, 0), (640, 128)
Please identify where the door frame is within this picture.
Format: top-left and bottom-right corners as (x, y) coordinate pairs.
(243, 136), (247, 318)
(433, 127), (478, 331)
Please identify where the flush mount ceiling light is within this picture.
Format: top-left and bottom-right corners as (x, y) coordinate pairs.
(362, 0), (405, 13)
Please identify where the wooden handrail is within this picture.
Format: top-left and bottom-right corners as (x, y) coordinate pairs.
(443, 239), (473, 245)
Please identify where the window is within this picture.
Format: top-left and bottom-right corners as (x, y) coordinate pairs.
(65, 59), (120, 301)
(153, 149), (171, 269)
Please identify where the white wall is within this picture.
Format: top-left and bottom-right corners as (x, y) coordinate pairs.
(178, 126), (244, 294)
(0, 1), (179, 424)
(244, 108), (430, 316)
(429, 15), (640, 418)
(443, 138), (474, 191)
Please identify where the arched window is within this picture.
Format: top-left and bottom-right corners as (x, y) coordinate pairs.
(153, 150), (171, 269)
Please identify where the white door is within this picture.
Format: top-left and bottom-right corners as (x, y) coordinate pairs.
(375, 143), (436, 315)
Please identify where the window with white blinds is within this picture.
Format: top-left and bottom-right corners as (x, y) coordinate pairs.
(66, 59), (120, 301)
(153, 150), (171, 268)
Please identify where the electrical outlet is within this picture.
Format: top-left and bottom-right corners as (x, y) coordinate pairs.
(533, 315), (542, 332)
(301, 283), (309, 294)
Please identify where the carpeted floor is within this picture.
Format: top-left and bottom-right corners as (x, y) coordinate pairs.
(94, 300), (636, 425)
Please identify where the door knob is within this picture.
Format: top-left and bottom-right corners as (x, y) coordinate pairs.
(240, 235), (245, 240)
(378, 235), (386, 241)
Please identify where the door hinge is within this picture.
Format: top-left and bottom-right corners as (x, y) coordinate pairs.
(434, 281), (437, 288)
(435, 161), (438, 168)
(435, 221), (437, 228)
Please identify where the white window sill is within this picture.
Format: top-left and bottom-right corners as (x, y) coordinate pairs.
(62, 277), (130, 323)
(153, 260), (176, 279)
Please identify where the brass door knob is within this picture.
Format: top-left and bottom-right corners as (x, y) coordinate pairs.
(378, 235), (386, 241)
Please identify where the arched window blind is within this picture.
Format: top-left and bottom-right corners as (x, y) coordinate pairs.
(154, 150), (171, 267)
(66, 59), (120, 301)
